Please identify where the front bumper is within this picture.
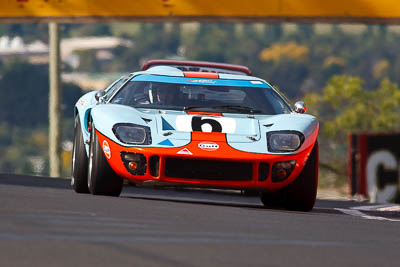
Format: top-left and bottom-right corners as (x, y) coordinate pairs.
(96, 130), (315, 192)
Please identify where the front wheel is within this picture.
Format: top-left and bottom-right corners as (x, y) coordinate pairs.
(284, 141), (319, 211)
(87, 124), (123, 197)
(260, 141), (319, 212)
(260, 188), (286, 208)
(71, 116), (89, 194)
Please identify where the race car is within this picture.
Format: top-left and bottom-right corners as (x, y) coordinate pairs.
(71, 62), (319, 211)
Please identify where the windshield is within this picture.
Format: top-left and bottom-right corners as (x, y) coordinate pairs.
(110, 75), (291, 115)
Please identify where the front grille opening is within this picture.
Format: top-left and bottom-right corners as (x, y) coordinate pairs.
(258, 162), (270, 181)
(165, 158), (252, 181)
(149, 155), (160, 177)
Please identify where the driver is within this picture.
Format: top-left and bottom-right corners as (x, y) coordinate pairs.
(154, 85), (177, 104)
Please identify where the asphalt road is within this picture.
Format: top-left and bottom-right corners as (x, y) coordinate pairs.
(0, 174), (399, 267)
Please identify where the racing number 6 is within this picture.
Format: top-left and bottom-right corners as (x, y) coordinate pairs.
(191, 116), (222, 132)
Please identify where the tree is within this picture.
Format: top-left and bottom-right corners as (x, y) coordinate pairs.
(0, 60), (83, 126)
(304, 75), (400, 186)
(297, 24), (314, 40)
(308, 75), (400, 140)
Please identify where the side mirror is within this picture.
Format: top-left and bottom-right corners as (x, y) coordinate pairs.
(95, 90), (106, 102)
(294, 101), (307, 114)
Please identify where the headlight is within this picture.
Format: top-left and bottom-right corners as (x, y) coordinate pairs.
(267, 131), (304, 152)
(113, 123), (151, 145)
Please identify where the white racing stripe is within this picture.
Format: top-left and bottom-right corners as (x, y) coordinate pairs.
(335, 208), (400, 222)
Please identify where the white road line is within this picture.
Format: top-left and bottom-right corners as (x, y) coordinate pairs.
(335, 208), (400, 222)
(350, 204), (400, 211)
(377, 206), (400, 212)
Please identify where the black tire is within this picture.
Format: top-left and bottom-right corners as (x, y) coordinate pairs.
(284, 141), (319, 212)
(87, 124), (123, 196)
(260, 141), (319, 212)
(260, 188), (286, 208)
(71, 116), (90, 193)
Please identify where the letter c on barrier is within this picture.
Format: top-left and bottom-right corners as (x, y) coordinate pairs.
(366, 150), (397, 203)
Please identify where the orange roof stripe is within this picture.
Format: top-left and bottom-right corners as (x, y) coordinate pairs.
(184, 72), (219, 79)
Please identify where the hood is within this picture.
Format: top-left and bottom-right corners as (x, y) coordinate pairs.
(91, 105), (318, 153)
(91, 105), (262, 145)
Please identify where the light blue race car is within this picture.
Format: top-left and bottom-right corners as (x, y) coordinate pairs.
(72, 61), (319, 211)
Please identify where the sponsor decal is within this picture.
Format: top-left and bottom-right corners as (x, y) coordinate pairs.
(187, 79), (216, 84)
(176, 115), (236, 133)
(102, 140), (111, 159)
(76, 97), (87, 107)
(198, 142), (219, 151)
(177, 148), (192, 155)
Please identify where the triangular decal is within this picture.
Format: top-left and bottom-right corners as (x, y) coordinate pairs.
(158, 139), (174, 146)
(162, 117), (175, 130)
(177, 148), (192, 155)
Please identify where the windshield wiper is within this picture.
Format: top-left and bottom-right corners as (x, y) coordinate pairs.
(212, 105), (263, 114)
(184, 105), (262, 114)
(183, 106), (206, 111)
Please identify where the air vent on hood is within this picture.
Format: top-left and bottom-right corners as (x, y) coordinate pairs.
(141, 118), (152, 124)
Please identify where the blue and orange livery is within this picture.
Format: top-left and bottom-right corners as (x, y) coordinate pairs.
(72, 60), (319, 211)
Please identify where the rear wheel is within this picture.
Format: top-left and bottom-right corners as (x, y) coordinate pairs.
(87, 124), (123, 197)
(71, 116), (89, 193)
(284, 141), (319, 211)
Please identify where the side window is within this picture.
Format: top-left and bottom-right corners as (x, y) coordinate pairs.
(104, 76), (128, 101)
(110, 81), (141, 105)
(268, 90), (292, 114)
(111, 86), (129, 104)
